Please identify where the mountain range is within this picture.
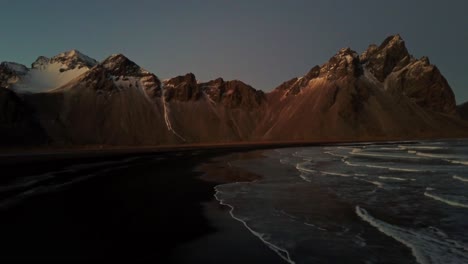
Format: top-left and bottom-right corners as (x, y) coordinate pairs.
(1, 35), (467, 147)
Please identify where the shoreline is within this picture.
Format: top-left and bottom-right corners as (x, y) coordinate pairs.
(171, 150), (287, 263)
(1, 137), (445, 158)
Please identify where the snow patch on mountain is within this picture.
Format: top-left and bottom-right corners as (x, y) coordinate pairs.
(13, 62), (90, 93)
(3, 50), (98, 93)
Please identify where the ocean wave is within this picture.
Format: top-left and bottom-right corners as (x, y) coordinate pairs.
(378, 176), (415, 181)
(356, 206), (468, 264)
(214, 188), (296, 264)
(341, 158), (423, 172)
(424, 192), (468, 209)
(412, 152), (450, 159)
(399, 145), (445, 150)
(0, 172), (97, 210)
(357, 178), (384, 188)
(320, 171), (351, 177)
(350, 151), (422, 160)
(453, 175), (468, 183)
(446, 159), (468, 166)
(0, 171), (63, 193)
(366, 164), (422, 172)
(407, 151), (468, 166)
(0, 159), (136, 210)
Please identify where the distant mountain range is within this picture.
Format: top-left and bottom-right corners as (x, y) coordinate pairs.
(1, 35), (467, 147)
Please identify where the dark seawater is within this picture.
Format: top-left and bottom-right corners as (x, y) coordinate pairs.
(214, 140), (468, 264)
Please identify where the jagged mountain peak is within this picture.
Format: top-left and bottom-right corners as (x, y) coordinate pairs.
(100, 54), (152, 78)
(200, 78), (265, 108)
(379, 34), (405, 49)
(163, 73), (200, 101)
(164, 73), (197, 87)
(361, 34), (410, 81)
(53, 49), (96, 67)
(318, 47), (362, 80)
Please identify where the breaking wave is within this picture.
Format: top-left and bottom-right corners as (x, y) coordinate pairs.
(424, 192), (468, 209)
(356, 206), (468, 264)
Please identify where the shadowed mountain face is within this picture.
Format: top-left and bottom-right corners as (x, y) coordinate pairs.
(458, 102), (468, 121)
(1, 35), (467, 146)
(0, 87), (47, 145)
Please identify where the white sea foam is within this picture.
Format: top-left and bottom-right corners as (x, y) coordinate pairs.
(214, 188), (296, 264)
(409, 152), (468, 166)
(299, 174), (311, 182)
(304, 222), (327, 231)
(320, 171), (351, 177)
(358, 179), (384, 188)
(453, 175), (468, 183)
(343, 160), (360, 167)
(295, 162), (316, 174)
(424, 192), (468, 209)
(446, 159), (468, 166)
(364, 164), (422, 172)
(354, 173), (368, 177)
(377, 147), (401, 151)
(279, 210), (298, 220)
(413, 152), (449, 159)
(356, 206), (468, 264)
(342, 158), (422, 172)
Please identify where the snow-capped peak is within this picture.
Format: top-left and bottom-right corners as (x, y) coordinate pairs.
(101, 54), (151, 76)
(50, 49), (98, 69)
(1, 50), (99, 93)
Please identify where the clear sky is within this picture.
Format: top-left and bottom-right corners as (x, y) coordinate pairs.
(1, 0), (467, 102)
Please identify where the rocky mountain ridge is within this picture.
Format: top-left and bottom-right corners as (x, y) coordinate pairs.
(1, 35), (467, 146)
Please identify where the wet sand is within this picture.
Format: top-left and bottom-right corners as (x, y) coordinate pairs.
(0, 146), (284, 262)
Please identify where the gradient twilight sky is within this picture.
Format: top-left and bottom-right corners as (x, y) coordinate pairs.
(1, 0), (467, 102)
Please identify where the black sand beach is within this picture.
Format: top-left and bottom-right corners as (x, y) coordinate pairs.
(0, 146), (285, 263)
